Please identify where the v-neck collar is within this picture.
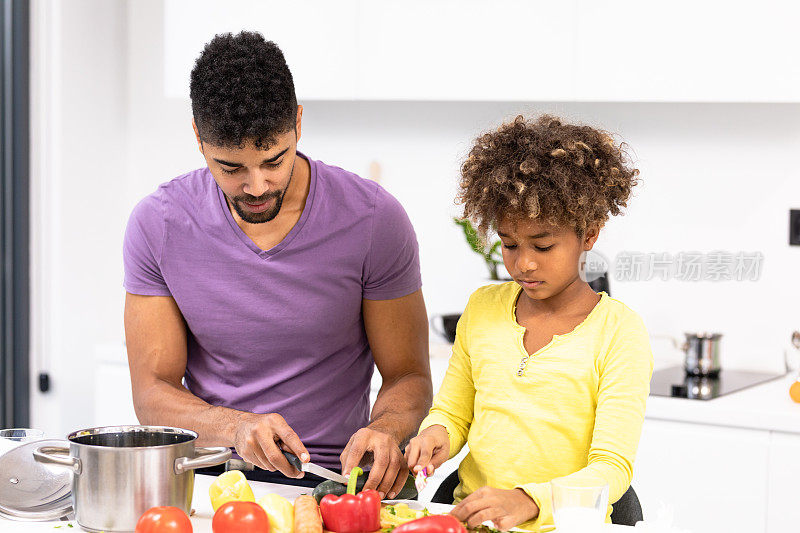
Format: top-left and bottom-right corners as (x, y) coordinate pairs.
(215, 151), (318, 259)
(510, 287), (608, 358)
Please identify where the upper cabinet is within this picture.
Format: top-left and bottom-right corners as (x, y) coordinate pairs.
(569, 1), (800, 102)
(354, 1), (577, 101)
(163, 0), (359, 100)
(164, 0), (800, 102)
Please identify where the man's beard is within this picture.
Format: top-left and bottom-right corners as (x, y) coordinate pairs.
(228, 161), (296, 224)
(230, 188), (287, 224)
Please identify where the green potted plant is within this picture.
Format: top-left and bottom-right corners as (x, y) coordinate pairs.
(453, 217), (507, 281)
(432, 219), (509, 344)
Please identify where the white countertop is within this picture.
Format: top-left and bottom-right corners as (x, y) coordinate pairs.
(645, 373), (800, 433)
(0, 474), (631, 532)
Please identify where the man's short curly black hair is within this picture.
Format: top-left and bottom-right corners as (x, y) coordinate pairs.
(190, 31), (297, 148)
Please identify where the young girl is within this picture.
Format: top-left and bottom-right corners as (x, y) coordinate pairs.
(405, 115), (653, 531)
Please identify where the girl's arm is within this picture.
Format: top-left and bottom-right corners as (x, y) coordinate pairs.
(417, 299), (477, 459)
(518, 311), (654, 527)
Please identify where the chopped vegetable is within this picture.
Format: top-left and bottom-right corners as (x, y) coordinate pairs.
(380, 504), (427, 529)
(468, 525), (503, 533)
(347, 467), (362, 495)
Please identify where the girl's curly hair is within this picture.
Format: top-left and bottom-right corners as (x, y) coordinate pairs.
(458, 115), (640, 236)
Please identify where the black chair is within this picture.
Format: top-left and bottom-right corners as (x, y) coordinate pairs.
(431, 469), (461, 504)
(431, 470), (643, 526)
(610, 485), (643, 526)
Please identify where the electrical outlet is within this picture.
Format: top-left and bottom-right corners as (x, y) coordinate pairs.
(791, 209), (800, 245)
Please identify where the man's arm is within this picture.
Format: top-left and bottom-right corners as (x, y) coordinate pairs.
(340, 289), (432, 498)
(124, 292), (308, 476)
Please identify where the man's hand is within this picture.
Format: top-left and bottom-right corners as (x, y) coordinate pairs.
(340, 427), (408, 499)
(404, 424), (450, 477)
(353, 290), (431, 498)
(450, 487), (540, 530)
(233, 412), (310, 478)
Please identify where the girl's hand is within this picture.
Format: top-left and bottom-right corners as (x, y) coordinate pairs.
(450, 487), (539, 530)
(404, 424), (450, 476)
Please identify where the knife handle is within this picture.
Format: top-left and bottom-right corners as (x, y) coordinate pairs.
(282, 450), (304, 471)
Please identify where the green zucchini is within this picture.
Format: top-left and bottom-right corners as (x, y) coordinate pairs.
(312, 473), (418, 503)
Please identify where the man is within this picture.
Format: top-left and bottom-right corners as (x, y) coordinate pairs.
(123, 31), (432, 498)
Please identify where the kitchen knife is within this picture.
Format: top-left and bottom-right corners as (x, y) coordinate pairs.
(282, 450), (348, 484)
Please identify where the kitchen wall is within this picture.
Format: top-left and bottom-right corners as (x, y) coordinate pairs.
(29, 0), (130, 436)
(29, 0), (800, 436)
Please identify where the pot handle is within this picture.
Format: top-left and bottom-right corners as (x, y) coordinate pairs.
(33, 445), (82, 475)
(174, 446), (232, 475)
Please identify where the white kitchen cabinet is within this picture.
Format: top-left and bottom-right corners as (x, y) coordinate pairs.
(359, 0), (800, 102)
(571, 2), (800, 102)
(356, 1), (576, 101)
(633, 419), (769, 533)
(163, 0), (359, 100)
(766, 432), (800, 532)
(164, 0), (800, 102)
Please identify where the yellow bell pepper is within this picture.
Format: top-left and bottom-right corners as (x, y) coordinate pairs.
(258, 493), (295, 533)
(208, 470), (256, 511)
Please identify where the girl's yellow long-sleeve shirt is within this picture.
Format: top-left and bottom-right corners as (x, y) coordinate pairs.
(420, 283), (653, 531)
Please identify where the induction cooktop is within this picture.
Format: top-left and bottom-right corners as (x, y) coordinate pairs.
(650, 365), (784, 400)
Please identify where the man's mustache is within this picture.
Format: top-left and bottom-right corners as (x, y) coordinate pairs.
(234, 191), (280, 204)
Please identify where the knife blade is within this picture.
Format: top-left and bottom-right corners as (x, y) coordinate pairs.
(282, 450), (349, 484)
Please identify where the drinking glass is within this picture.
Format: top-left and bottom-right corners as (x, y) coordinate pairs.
(551, 476), (609, 533)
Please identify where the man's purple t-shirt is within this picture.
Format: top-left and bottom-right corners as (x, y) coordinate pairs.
(123, 153), (421, 468)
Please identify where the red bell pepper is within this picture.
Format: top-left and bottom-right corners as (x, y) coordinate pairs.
(392, 515), (467, 533)
(319, 467), (381, 533)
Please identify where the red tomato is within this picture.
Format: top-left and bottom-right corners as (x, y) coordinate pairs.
(212, 501), (270, 533)
(135, 506), (192, 533)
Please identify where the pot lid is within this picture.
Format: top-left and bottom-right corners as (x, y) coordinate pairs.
(0, 438), (73, 521)
(684, 332), (722, 339)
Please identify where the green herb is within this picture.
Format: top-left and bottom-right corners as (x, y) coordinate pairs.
(388, 507), (396, 515)
(453, 218), (505, 280)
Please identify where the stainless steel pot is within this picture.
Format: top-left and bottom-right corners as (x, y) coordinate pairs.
(33, 425), (231, 533)
(683, 332), (722, 376)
